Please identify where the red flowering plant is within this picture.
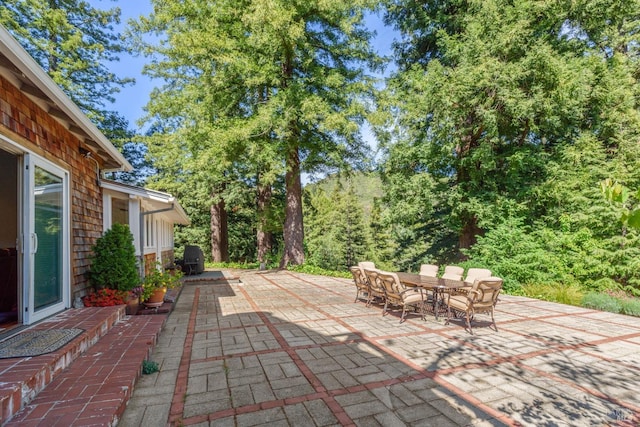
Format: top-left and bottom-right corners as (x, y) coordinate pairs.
(82, 288), (129, 307)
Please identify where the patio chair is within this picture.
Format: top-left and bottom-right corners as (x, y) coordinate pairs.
(358, 261), (376, 273)
(419, 264), (439, 278)
(464, 268), (492, 285)
(349, 266), (370, 304)
(446, 277), (503, 334)
(455, 268), (492, 295)
(376, 271), (426, 322)
(362, 268), (386, 307)
(441, 265), (464, 281)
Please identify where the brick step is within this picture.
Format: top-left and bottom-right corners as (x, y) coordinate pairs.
(0, 307), (126, 425)
(5, 313), (166, 426)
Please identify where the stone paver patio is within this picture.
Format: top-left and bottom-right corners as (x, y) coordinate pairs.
(120, 270), (640, 426)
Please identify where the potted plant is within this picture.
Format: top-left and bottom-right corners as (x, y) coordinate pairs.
(86, 224), (141, 313)
(141, 264), (182, 307)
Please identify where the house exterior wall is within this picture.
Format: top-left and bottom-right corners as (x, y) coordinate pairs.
(143, 253), (156, 276)
(0, 74), (102, 299)
(161, 249), (175, 268)
(143, 250), (176, 276)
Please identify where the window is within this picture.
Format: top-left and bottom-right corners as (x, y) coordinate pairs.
(111, 198), (128, 225)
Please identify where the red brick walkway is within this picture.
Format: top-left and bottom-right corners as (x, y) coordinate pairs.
(5, 314), (165, 426)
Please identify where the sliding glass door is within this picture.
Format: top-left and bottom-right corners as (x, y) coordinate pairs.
(23, 155), (69, 324)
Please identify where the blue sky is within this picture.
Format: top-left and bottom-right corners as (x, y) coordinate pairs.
(98, 1), (396, 138)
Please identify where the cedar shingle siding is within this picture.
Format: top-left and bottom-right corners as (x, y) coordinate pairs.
(0, 74), (102, 298)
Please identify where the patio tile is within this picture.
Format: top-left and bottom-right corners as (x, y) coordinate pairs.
(116, 271), (640, 427)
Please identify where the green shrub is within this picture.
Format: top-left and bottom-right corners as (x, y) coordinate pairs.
(208, 261), (260, 269)
(582, 292), (622, 313)
(88, 223), (139, 292)
(522, 283), (584, 306)
(619, 297), (640, 316)
(288, 264), (351, 278)
(552, 284), (585, 306)
(142, 359), (159, 375)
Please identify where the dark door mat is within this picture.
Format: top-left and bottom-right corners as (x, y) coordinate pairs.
(0, 328), (84, 358)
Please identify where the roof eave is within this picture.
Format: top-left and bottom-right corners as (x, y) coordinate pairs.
(0, 25), (132, 171)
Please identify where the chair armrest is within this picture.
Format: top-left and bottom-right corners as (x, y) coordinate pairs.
(467, 289), (481, 302)
(401, 288), (425, 298)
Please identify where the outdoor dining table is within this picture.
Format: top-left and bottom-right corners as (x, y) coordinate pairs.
(396, 272), (469, 320)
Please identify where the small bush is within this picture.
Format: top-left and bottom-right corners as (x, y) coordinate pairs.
(142, 360), (159, 375)
(89, 223), (139, 292)
(552, 285), (585, 306)
(620, 297), (640, 316)
(209, 261), (260, 269)
(522, 283), (584, 306)
(582, 292), (622, 313)
(288, 264), (351, 279)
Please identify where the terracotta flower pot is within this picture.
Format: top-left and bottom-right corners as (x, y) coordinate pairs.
(144, 287), (167, 308)
(126, 296), (140, 315)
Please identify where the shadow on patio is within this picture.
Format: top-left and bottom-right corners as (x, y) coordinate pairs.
(122, 270), (640, 426)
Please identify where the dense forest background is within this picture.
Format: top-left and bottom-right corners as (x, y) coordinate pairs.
(3, 0), (640, 296)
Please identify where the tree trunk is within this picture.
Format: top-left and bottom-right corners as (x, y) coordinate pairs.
(455, 114), (484, 254)
(210, 192), (229, 263)
(458, 214), (481, 252)
(280, 144), (305, 267)
(257, 179), (272, 270)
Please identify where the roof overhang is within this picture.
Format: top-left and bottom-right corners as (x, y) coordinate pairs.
(0, 25), (132, 171)
(101, 179), (190, 225)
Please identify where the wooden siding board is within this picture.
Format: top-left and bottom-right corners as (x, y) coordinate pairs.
(0, 74), (103, 299)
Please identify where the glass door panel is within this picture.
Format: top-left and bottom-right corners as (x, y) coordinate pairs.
(33, 166), (63, 310)
(23, 154), (68, 324)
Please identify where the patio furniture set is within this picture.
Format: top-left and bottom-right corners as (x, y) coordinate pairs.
(349, 262), (503, 334)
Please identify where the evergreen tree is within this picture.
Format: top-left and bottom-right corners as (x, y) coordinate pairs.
(339, 181), (368, 268)
(0, 0), (153, 185)
(0, 0), (133, 128)
(130, 0), (381, 267)
(382, 0), (640, 290)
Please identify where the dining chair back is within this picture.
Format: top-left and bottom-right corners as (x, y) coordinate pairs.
(419, 264), (439, 278)
(464, 268), (492, 285)
(362, 268), (385, 307)
(441, 265), (464, 281)
(349, 266), (370, 304)
(358, 261), (376, 273)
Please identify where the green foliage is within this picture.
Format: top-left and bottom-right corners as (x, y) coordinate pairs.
(582, 289), (640, 317)
(367, 197), (397, 270)
(130, 0), (381, 267)
(620, 298), (640, 317)
(88, 224), (139, 292)
(140, 264), (182, 301)
(287, 264), (351, 279)
(304, 177), (369, 271)
(142, 359), (159, 375)
(601, 178), (640, 238)
(462, 217), (564, 292)
(521, 283), (585, 307)
(208, 261), (260, 270)
(308, 173), (383, 222)
(582, 292), (623, 313)
(375, 0), (640, 295)
(0, 0), (133, 130)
